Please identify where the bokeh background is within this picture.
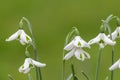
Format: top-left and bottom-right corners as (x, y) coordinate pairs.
(0, 0), (120, 80)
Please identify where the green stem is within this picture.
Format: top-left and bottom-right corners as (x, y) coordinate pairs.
(106, 23), (114, 80)
(111, 47), (114, 80)
(81, 71), (89, 80)
(62, 60), (65, 80)
(70, 59), (76, 80)
(28, 74), (33, 80)
(21, 17), (42, 80)
(8, 74), (14, 80)
(95, 48), (102, 80)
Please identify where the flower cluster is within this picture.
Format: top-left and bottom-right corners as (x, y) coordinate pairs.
(63, 26), (120, 74)
(63, 32), (116, 61)
(6, 28), (46, 74)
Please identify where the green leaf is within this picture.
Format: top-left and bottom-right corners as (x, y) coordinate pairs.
(8, 74), (15, 80)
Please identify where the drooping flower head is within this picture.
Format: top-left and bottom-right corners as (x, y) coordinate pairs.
(6, 29), (32, 45)
(109, 59), (120, 71)
(88, 33), (116, 48)
(108, 27), (120, 40)
(19, 58), (46, 74)
(64, 36), (90, 61)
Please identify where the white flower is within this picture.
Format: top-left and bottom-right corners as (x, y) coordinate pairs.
(6, 29), (32, 45)
(64, 48), (90, 61)
(88, 33), (116, 48)
(109, 59), (120, 71)
(19, 58), (46, 74)
(64, 36), (90, 61)
(108, 27), (120, 40)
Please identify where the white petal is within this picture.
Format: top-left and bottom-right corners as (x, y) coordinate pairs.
(99, 43), (105, 48)
(6, 30), (21, 41)
(109, 59), (120, 71)
(102, 34), (116, 46)
(80, 39), (90, 48)
(74, 49), (81, 60)
(23, 68), (31, 74)
(32, 59), (46, 67)
(64, 40), (74, 51)
(88, 33), (101, 45)
(63, 48), (75, 60)
(20, 31), (28, 43)
(19, 65), (31, 74)
(79, 52), (85, 61)
(19, 65), (23, 73)
(23, 58), (31, 70)
(19, 40), (26, 45)
(73, 36), (81, 47)
(74, 49), (84, 61)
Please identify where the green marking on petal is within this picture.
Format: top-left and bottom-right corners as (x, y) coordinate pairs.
(80, 54), (82, 58)
(26, 36), (30, 41)
(22, 65), (24, 69)
(78, 42), (81, 47)
(99, 39), (104, 43)
(17, 35), (20, 40)
(29, 64), (34, 68)
(117, 33), (120, 37)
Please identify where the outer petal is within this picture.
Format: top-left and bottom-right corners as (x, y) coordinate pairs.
(73, 36), (81, 47)
(6, 30), (21, 41)
(64, 40), (74, 51)
(32, 59), (46, 67)
(102, 34), (116, 46)
(88, 33), (101, 45)
(63, 48), (75, 60)
(109, 59), (120, 71)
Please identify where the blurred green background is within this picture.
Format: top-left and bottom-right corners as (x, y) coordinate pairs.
(0, 0), (120, 80)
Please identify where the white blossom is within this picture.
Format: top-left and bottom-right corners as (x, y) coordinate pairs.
(88, 33), (116, 48)
(108, 27), (120, 40)
(109, 59), (120, 71)
(19, 58), (46, 74)
(64, 36), (90, 61)
(6, 29), (32, 45)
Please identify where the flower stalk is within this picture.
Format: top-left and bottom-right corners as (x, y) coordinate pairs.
(20, 17), (42, 80)
(95, 48), (102, 80)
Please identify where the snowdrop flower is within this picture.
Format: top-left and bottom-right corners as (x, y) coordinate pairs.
(6, 29), (32, 45)
(88, 33), (116, 48)
(64, 36), (90, 61)
(19, 58), (46, 74)
(108, 27), (120, 40)
(109, 59), (120, 71)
